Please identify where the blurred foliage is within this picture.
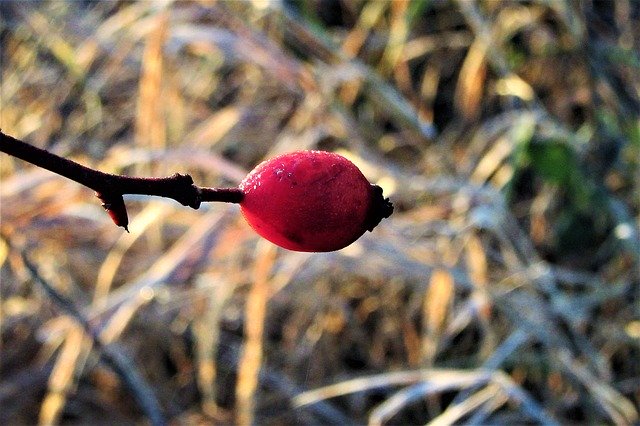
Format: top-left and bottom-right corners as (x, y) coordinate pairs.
(0, 0), (639, 425)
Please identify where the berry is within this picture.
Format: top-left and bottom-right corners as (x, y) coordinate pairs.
(239, 150), (393, 252)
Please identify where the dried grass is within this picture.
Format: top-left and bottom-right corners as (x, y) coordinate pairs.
(1, 1), (638, 425)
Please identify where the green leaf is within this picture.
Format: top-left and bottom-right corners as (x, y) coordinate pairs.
(527, 141), (576, 185)
(406, 0), (432, 27)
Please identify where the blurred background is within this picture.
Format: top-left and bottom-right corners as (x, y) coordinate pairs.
(1, 1), (638, 424)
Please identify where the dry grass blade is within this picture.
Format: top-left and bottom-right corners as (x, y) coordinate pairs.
(293, 369), (491, 409)
(469, 136), (513, 185)
(135, 12), (169, 154)
(422, 269), (454, 364)
(379, 0), (410, 75)
(557, 350), (639, 425)
(39, 324), (91, 425)
(427, 383), (505, 426)
(455, 40), (487, 121)
(366, 368), (559, 426)
(367, 373), (490, 426)
(235, 241), (277, 426)
(342, 1), (388, 58)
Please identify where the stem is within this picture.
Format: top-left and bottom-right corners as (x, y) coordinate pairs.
(0, 130), (243, 230)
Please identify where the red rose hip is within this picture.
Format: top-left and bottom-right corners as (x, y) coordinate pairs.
(239, 150), (393, 252)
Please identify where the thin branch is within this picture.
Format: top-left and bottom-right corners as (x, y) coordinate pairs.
(0, 130), (243, 230)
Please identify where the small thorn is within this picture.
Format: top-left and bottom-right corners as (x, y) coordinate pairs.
(96, 191), (129, 230)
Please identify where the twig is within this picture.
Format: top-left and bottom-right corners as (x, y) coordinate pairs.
(21, 251), (167, 426)
(0, 131), (242, 231)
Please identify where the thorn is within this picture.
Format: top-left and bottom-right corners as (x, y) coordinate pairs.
(96, 192), (129, 231)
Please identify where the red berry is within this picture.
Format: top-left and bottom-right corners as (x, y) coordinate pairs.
(239, 150), (393, 252)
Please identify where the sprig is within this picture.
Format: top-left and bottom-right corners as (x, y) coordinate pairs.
(0, 131), (242, 231)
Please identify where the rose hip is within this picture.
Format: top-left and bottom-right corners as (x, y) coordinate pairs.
(239, 150), (393, 252)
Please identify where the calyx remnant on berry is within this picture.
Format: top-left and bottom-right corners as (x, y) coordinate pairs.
(365, 184), (394, 231)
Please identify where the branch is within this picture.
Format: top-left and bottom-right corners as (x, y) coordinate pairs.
(0, 131), (243, 231)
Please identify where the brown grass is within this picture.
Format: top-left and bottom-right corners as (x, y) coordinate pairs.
(1, 1), (638, 424)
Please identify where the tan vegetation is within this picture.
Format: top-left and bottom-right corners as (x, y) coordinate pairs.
(1, 1), (638, 424)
